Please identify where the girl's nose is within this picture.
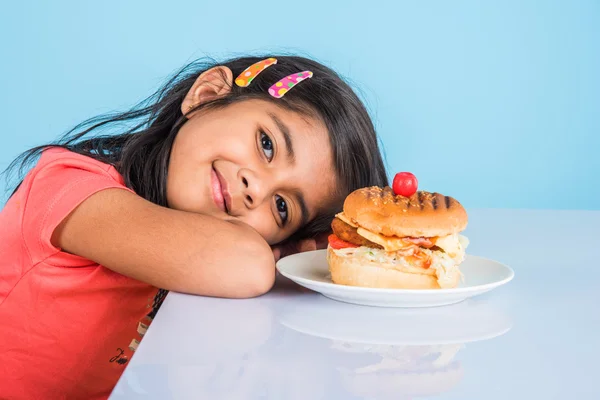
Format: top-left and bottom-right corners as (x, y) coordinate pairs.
(238, 168), (269, 209)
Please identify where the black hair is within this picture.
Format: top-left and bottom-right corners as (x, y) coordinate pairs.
(4, 55), (388, 241)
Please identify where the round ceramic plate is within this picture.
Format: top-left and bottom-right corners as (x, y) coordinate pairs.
(276, 250), (514, 308)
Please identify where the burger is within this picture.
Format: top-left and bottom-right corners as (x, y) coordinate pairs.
(327, 185), (469, 289)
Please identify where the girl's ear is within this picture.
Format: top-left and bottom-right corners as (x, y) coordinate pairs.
(181, 66), (234, 115)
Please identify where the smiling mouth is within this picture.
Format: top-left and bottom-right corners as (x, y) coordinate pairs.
(211, 165), (231, 214)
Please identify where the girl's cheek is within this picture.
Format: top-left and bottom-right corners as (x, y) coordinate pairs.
(239, 210), (279, 244)
(228, 144), (259, 165)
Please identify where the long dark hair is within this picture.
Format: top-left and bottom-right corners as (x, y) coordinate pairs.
(4, 55), (388, 241)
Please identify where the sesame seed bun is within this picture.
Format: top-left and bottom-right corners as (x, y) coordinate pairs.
(342, 186), (468, 238)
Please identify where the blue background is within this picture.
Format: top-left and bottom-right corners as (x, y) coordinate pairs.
(1, 0), (598, 210)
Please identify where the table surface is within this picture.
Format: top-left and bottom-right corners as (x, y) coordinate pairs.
(110, 209), (600, 399)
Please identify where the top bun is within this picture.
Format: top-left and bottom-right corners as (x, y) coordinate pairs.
(343, 186), (468, 238)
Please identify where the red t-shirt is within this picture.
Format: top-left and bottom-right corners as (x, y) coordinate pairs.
(0, 148), (163, 400)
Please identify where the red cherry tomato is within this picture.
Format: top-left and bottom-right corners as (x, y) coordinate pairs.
(392, 172), (418, 197)
(328, 234), (359, 250)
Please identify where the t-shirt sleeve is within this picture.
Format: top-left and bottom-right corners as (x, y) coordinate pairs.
(21, 149), (135, 265)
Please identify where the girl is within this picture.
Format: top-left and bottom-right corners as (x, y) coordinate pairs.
(0, 55), (388, 399)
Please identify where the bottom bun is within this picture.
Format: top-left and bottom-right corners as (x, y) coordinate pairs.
(327, 247), (459, 290)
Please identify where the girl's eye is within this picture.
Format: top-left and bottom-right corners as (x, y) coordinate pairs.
(260, 131), (274, 162)
(275, 195), (288, 224)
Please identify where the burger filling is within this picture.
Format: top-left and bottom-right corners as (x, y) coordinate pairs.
(329, 214), (469, 288)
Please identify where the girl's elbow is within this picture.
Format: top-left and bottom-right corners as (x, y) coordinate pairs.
(182, 229), (276, 298)
(214, 236), (276, 299)
(241, 243), (276, 298)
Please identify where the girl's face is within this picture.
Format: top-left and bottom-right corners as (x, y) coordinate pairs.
(167, 99), (337, 245)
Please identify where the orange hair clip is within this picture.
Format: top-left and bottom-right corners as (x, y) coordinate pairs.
(234, 57), (277, 87)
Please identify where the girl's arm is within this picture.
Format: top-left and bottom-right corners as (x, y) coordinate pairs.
(51, 188), (275, 298)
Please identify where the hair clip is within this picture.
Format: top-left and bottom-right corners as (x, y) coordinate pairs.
(268, 71), (313, 98)
(235, 57), (277, 87)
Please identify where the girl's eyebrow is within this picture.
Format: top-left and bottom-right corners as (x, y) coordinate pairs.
(268, 112), (295, 163)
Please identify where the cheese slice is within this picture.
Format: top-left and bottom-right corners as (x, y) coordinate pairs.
(336, 212), (470, 258)
(335, 212), (358, 228)
(356, 228), (415, 252)
(336, 213), (413, 252)
(435, 234), (469, 257)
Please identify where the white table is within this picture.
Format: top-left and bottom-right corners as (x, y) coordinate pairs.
(109, 209), (600, 399)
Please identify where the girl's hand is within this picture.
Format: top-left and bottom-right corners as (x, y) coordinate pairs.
(271, 232), (330, 262)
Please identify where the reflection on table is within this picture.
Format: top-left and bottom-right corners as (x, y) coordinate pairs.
(111, 290), (512, 399)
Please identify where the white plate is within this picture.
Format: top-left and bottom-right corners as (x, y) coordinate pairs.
(276, 250), (514, 308)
